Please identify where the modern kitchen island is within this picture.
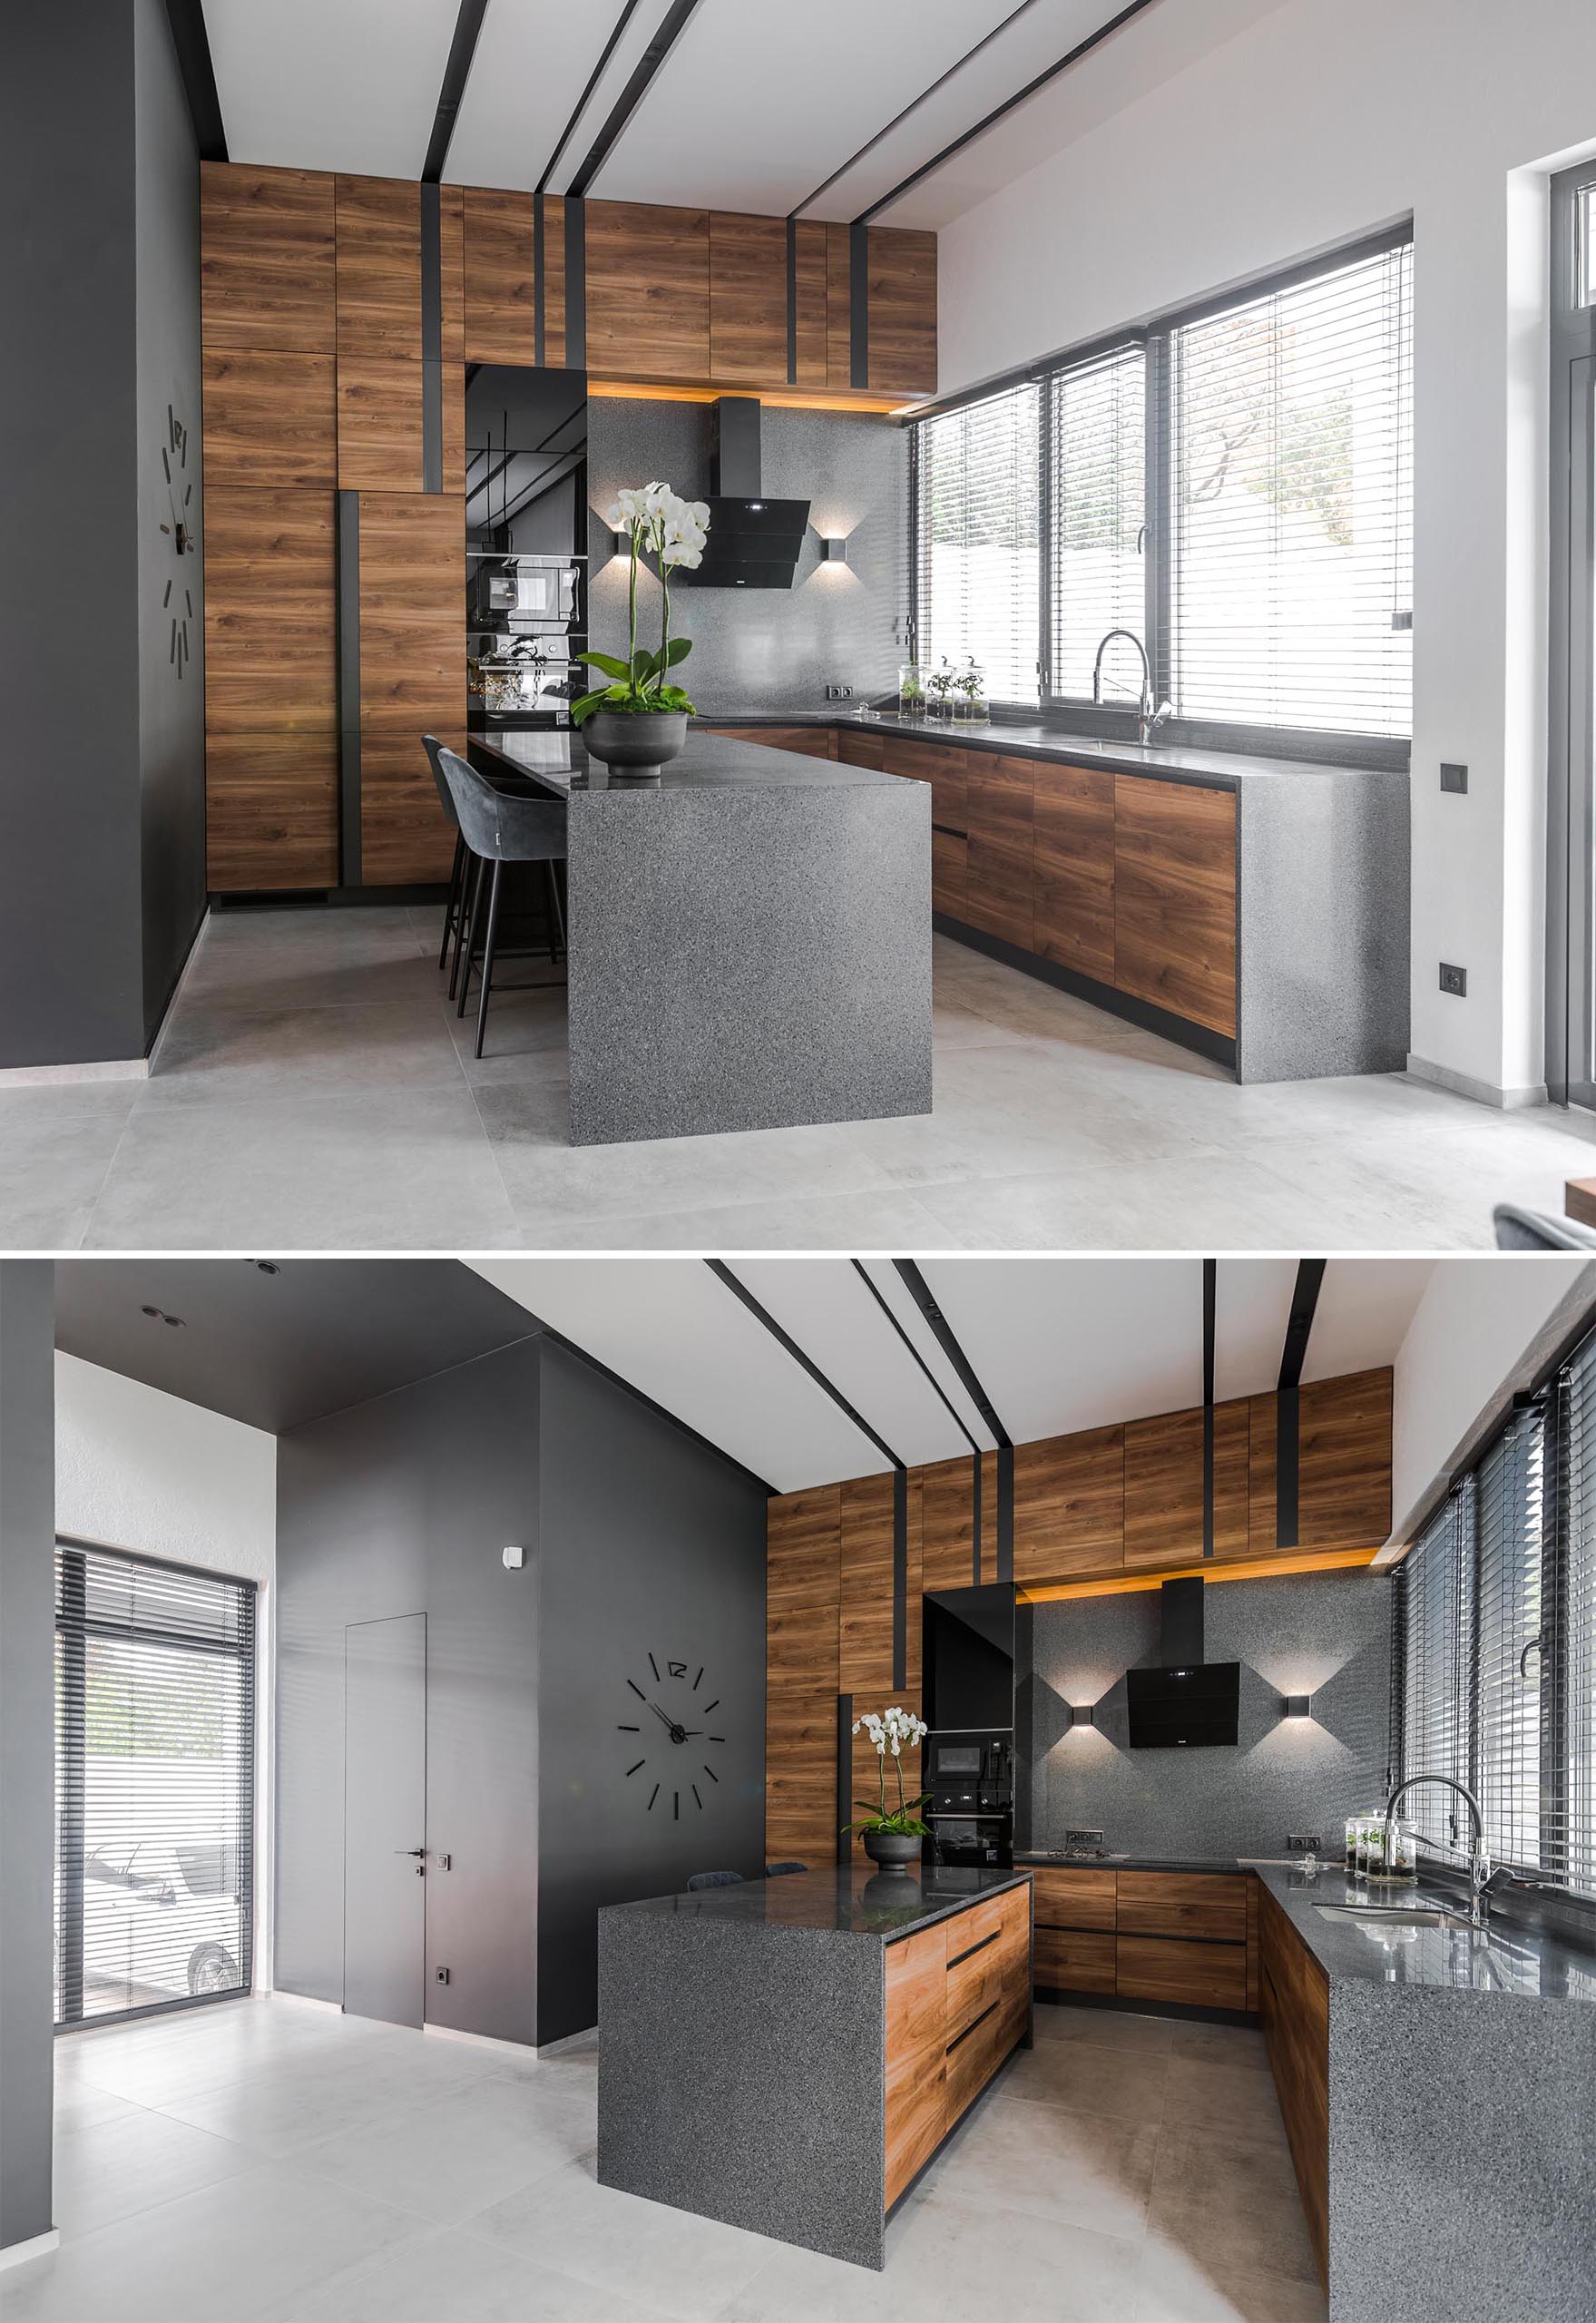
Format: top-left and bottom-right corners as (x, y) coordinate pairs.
(596, 1866), (1032, 2269)
(467, 730), (931, 1147)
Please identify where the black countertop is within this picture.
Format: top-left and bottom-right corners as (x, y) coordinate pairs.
(605, 1864), (1029, 1945)
(691, 709), (1405, 791)
(1017, 1849), (1248, 1873)
(1251, 1863), (1596, 2002)
(469, 726), (905, 795)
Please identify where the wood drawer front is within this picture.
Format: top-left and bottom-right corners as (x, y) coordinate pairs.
(837, 728), (886, 770)
(946, 1934), (1008, 2044)
(1113, 775), (1237, 1037)
(944, 1988), (1024, 2128)
(1034, 1926), (1116, 1994)
(885, 1923), (947, 2210)
(882, 737), (967, 829)
(948, 1886), (1026, 1961)
(1117, 1872), (1248, 1942)
(701, 724), (837, 760)
(1030, 1867), (1116, 1931)
(967, 754), (1034, 950)
(1033, 760), (1115, 983)
(933, 828), (968, 916)
(1116, 1936), (1248, 2011)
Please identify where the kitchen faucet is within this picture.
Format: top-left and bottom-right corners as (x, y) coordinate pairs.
(1092, 628), (1173, 745)
(1381, 1774), (1492, 1928)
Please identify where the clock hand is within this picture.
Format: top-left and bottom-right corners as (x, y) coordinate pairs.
(646, 1700), (677, 1731)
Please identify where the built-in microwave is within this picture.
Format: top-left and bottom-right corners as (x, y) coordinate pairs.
(925, 1731), (1013, 1868)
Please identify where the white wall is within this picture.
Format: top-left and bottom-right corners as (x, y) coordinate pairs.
(54, 1357), (278, 1991)
(1391, 1255), (1596, 1535)
(935, 0), (1596, 1103)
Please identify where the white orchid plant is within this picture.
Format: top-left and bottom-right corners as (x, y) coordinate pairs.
(574, 483), (710, 724)
(843, 1703), (932, 1839)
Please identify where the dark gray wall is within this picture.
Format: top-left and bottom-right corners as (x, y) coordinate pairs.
(133, 0), (206, 1044)
(0, 1264), (55, 2253)
(1, 9), (144, 1065)
(536, 1338), (767, 2043)
(1020, 1570), (1392, 1858)
(274, 1342), (542, 2039)
(586, 400), (906, 712)
(0, 1), (204, 1070)
(274, 1334), (767, 2049)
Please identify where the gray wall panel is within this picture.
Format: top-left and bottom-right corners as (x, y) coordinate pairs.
(586, 401), (905, 713)
(1024, 1570), (1392, 1858)
(0, 1264), (55, 2252)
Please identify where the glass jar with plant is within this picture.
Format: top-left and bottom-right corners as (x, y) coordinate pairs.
(897, 662), (926, 721)
(574, 484), (710, 779)
(842, 1705), (930, 1870)
(953, 655), (989, 727)
(926, 656), (956, 721)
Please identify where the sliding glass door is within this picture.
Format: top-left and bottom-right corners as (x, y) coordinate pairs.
(54, 1543), (256, 2028)
(1548, 163), (1596, 1107)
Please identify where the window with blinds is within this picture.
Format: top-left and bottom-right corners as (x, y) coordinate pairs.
(913, 380), (1039, 705)
(1046, 345), (1146, 702)
(1169, 240), (1413, 740)
(1474, 1406), (1547, 1872)
(1396, 1480), (1476, 1862)
(1561, 1336), (1596, 1896)
(55, 1544), (255, 2027)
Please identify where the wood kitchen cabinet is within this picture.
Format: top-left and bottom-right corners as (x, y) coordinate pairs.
(585, 200), (711, 379)
(461, 188), (537, 363)
(201, 162), (336, 354)
(700, 725), (837, 759)
(709, 211), (788, 385)
(867, 228), (938, 396)
(1258, 1882), (1330, 2288)
(1033, 761), (1115, 982)
(1248, 1367), (1394, 1556)
(1122, 1399), (1249, 1571)
(966, 754), (1034, 949)
(886, 1885), (1029, 2206)
(1030, 1867), (1256, 2013)
(356, 494), (465, 883)
(1012, 1426), (1124, 1581)
(1112, 775), (1238, 1037)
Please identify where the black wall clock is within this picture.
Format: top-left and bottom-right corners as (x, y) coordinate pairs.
(616, 1652), (727, 1821)
(159, 402), (198, 679)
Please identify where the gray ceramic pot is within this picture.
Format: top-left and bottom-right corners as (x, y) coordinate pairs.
(581, 708), (689, 779)
(861, 1830), (921, 1871)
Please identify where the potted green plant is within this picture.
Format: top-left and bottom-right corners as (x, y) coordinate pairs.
(575, 484), (710, 779)
(842, 1704), (930, 1870)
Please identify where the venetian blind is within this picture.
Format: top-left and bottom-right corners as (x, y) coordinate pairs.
(1474, 1405), (1547, 1873)
(1396, 1479), (1475, 1862)
(1169, 239), (1413, 740)
(914, 380), (1040, 705)
(1560, 1335), (1596, 1896)
(55, 1544), (255, 2027)
(1046, 343), (1146, 702)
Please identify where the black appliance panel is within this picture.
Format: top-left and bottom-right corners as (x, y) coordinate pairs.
(1125, 1661), (1241, 1748)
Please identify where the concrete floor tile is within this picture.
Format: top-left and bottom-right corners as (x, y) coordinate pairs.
(0, 1085), (139, 1250)
(148, 996), (469, 1098)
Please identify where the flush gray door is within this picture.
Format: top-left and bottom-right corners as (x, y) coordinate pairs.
(344, 1613), (426, 2028)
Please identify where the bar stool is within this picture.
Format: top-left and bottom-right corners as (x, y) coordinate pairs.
(686, 1871), (744, 1892)
(421, 736), (471, 987)
(436, 746), (568, 1060)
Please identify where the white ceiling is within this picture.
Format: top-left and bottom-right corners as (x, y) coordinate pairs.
(195, 0), (1175, 222)
(469, 1257), (1434, 1494)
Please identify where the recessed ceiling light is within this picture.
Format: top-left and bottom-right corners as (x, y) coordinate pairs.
(141, 1304), (184, 1328)
(247, 1260), (279, 1276)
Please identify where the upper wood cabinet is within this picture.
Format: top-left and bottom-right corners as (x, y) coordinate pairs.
(1033, 762), (1115, 985)
(867, 228), (937, 396)
(766, 1484), (841, 1870)
(1113, 776), (1238, 1037)
(709, 212), (788, 385)
(826, 223), (852, 391)
(1122, 1397), (1249, 1573)
(201, 163), (335, 353)
(1013, 1426), (1123, 1581)
(335, 176), (422, 357)
(1249, 1367), (1394, 1554)
(838, 1473), (895, 1700)
(920, 1455), (976, 1592)
(966, 755), (1034, 952)
(586, 200), (710, 379)
(792, 220), (828, 387)
(462, 188), (538, 363)
(201, 349), (335, 490)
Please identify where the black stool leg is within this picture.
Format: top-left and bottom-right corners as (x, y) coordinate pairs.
(475, 859), (504, 1058)
(544, 860), (567, 963)
(455, 854), (486, 1017)
(438, 831), (465, 970)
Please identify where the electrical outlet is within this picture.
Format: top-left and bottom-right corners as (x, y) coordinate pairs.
(1439, 962), (1467, 997)
(435, 1966), (450, 1985)
(1066, 1828), (1104, 1848)
(438, 1854), (451, 1871)
(1440, 762), (1468, 793)
(825, 683), (854, 701)
(1288, 1833), (1322, 1854)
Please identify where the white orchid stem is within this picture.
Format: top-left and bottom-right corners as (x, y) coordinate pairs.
(627, 518), (641, 681)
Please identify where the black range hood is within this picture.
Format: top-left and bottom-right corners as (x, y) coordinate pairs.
(1125, 1578), (1239, 1749)
(675, 397), (809, 591)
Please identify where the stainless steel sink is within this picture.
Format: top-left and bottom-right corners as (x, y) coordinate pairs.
(1314, 1901), (1467, 1928)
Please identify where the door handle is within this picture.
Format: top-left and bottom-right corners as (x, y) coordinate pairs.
(397, 1848), (426, 1857)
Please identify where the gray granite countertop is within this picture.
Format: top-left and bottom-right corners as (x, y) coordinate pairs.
(1251, 1862), (1596, 2001)
(604, 1865), (1029, 1945)
(1016, 1849), (1248, 1873)
(690, 709), (1405, 790)
(470, 727), (902, 794)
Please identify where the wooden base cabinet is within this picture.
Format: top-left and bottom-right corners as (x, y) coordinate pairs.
(1032, 1867), (1258, 2014)
(884, 1886), (1029, 2209)
(1258, 1884), (1330, 2290)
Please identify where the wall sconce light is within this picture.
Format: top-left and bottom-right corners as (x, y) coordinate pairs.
(1065, 1702), (1096, 1730)
(820, 535), (848, 564)
(1281, 1694), (1312, 1720)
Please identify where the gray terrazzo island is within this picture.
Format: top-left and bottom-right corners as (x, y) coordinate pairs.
(468, 730), (931, 1146)
(596, 1866), (1032, 2269)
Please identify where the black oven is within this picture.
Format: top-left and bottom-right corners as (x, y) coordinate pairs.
(925, 1731), (1013, 1868)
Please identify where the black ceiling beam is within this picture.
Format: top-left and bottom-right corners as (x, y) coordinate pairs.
(565, 0), (705, 201)
(851, 1261), (981, 1456)
(540, 0), (643, 193)
(704, 1262), (906, 1473)
(891, 1261), (1012, 1449)
(856, 0), (1160, 225)
(422, 0), (489, 184)
(163, 0), (227, 162)
(1278, 1259), (1327, 1392)
(793, 0), (1043, 221)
